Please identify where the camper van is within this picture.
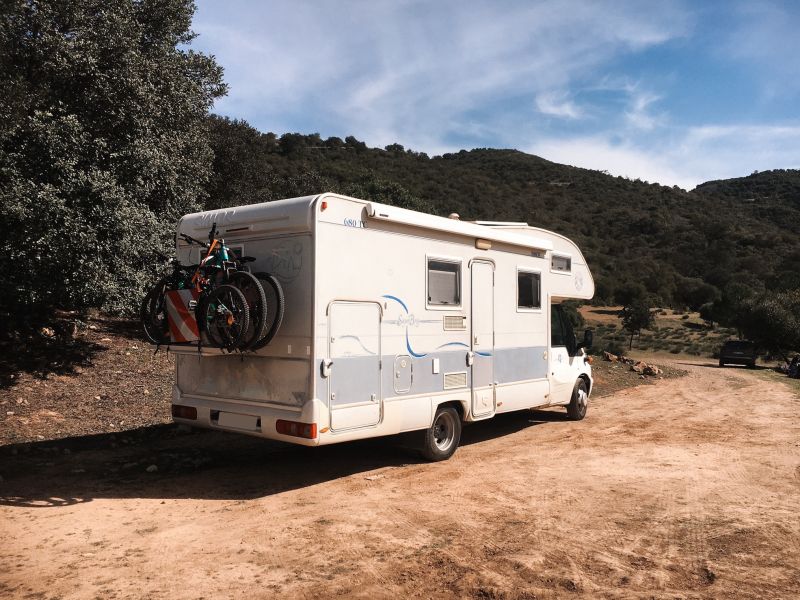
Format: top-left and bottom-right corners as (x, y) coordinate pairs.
(169, 193), (595, 460)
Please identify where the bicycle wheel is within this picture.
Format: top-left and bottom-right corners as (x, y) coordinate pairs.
(201, 284), (250, 351)
(249, 272), (285, 350)
(140, 277), (170, 345)
(227, 271), (268, 350)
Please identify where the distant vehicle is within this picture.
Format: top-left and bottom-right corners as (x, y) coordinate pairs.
(166, 193), (596, 461)
(718, 340), (757, 368)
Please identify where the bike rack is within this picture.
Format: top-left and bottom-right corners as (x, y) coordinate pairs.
(163, 343), (233, 357)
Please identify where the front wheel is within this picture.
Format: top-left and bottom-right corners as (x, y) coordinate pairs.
(421, 406), (462, 461)
(566, 378), (589, 421)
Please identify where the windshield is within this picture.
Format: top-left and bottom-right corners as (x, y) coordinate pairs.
(724, 341), (754, 350)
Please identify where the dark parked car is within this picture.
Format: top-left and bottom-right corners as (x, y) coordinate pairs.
(718, 340), (757, 368)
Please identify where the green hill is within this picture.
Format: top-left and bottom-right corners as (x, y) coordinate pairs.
(204, 116), (800, 307)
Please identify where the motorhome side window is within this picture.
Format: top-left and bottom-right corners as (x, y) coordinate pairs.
(427, 259), (461, 306)
(517, 270), (541, 309)
(551, 255), (571, 272)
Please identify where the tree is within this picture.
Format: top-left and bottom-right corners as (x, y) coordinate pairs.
(620, 299), (655, 350)
(0, 0), (225, 318)
(675, 277), (720, 311)
(614, 282), (646, 307)
(737, 290), (800, 361)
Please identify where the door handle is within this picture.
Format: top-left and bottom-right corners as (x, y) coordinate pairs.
(466, 352), (474, 366)
(321, 358), (333, 378)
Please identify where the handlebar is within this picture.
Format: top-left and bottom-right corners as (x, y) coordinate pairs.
(179, 233), (209, 248)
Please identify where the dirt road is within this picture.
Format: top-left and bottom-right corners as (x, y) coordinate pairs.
(1, 362), (798, 599)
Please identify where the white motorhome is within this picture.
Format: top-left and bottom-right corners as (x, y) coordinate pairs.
(170, 193), (595, 460)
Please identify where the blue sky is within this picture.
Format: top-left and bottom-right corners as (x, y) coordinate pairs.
(191, 0), (800, 189)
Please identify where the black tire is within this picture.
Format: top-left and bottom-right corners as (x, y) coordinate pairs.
(566, 378), (589, 421)
(140, 277), (170, 345)
(421, 406), (462, 461)
(718, 359), (725, 368)
(249, 272), (285, 350)
(747, 361), (756, 369)
(200, 284), (250, 351)
(227, 271), (268, 350)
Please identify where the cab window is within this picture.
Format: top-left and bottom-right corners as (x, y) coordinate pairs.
(551, 305), (577, 356)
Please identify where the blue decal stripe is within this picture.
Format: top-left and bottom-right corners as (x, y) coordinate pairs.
(386, 293), (493, 358)
(382, 294), (409, 314)
(406, 330), (426, 358)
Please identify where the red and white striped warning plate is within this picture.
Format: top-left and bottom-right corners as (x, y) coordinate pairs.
(165, 289), (200, 343)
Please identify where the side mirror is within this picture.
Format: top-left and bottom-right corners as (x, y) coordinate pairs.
(578, 329), (593, 350)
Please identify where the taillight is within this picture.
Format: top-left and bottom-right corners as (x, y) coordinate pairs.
(276, 419), (317, 439)
(172, 405), (197, 420)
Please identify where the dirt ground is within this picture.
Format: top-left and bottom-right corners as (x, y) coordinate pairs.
(1, 361), (798, 599)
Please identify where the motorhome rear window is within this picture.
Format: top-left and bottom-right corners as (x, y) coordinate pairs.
(551, 255), (571, 272)
(428, 259), (461, 306)
(517, 270), (541, 309)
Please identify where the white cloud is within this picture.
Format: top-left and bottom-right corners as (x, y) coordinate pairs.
(625, 91), (662, 130)
(535, 91), (583, 119)
(529, 124), (800, 189)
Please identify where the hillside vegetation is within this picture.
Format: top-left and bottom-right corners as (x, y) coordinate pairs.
(205, 117), (800, 308)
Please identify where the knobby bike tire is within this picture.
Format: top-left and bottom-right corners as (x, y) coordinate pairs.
(200, 284), (250, 351)
(249, 272), (285, 350)
(227, 271), (268, 350)
(140, 277), (170, 345)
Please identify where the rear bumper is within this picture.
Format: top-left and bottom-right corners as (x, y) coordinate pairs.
(172, 386), (323, 446)
(719, 356), (756, 365)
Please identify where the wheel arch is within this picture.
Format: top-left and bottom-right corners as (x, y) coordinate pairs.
(578, 373), (592, 396)
(433, 399), (467, 423)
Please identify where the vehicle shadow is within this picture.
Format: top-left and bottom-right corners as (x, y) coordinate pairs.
(676, 361), (770, 370)
(0, 409), (566, 508)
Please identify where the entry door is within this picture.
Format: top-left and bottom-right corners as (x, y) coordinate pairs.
(471, 261), (495, 418)
(328, 302), (382, 431)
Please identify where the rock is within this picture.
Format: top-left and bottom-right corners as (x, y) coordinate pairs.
(631, 362), (647, 374)
(74, 366), (83, 374)
(88, 324), (98, 330)
(603, 351), (618, 362)
(143, 389), (150, 395)
(94, 395), (101, 401)
(644, 365), (662, 376)
(39, 327), (55, 338)
(6, 411), (14, 416)
(146, 464), (158, 473)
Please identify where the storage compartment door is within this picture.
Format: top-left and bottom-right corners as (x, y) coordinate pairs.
(328, 302), (382, 431)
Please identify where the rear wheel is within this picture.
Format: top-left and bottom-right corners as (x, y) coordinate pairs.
(421, 406), (461, 461)
(249, 272), (285, 350)
(201, 284), (250, 351)
(227, 271), (268, 350)
(566, 378), (589, 421)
